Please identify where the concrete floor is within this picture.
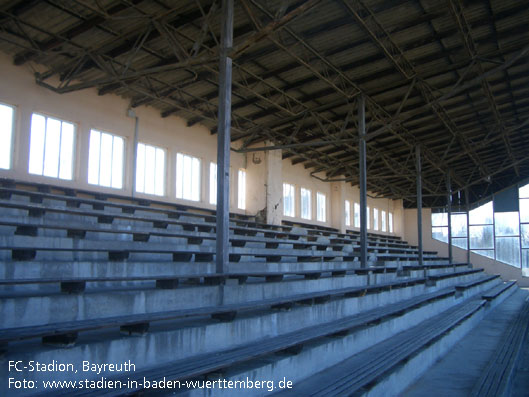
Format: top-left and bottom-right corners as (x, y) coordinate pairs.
(403, 288), (529, 397)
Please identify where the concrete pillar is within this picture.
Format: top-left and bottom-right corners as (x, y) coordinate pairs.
(331, 181), (346, 233)
(215, 0), (233, 274)
(266, 147), (283, 225)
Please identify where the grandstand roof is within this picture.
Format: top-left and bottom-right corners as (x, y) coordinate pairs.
(0, 0), (528, 207)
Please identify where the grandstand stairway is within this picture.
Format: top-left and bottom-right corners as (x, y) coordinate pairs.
(0, 179), (526, 397)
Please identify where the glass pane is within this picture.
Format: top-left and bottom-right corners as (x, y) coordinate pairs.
(99, 133), (113, 187)
(520, 199), (529, 223)
(210, 162), (217, 204)
(59, 122), (74, 180)
(432, 226), (448, 243)
(520, 183), (529, 199)
(43, 117), (61, 177)
(354, 203), (360, 228)
(494, 212), (519, 236)
(300, 188), (311, 220)
(381, 210), (386, 232)
(521, 224), (529, 248)
(373, 209), (379, 231)
(451, 213), (467, 237)
(495, 237), (520, 267)
(111, 136), (124, 189)
(317, 192), (326, 222)
(389, 212), (393, 233)
(238, 169), (246, 210)
(87, 130), (101, 185)
(431, 212), (448, 227)
(469, 201), (493, 225)
(452, 238), (467, 250)
(191, 157), (200, 201)
(469, 225), (494, 249)
(136, 143), (145, 193)
(283, 183), (294, 217)
(472, 249), (495, 259)
(155, 148), (165, 196)
(29, 114), (46, 175)
(0, 104), (14, 169)
(522, 249), (529, 272)
(144, 144), (155, 194)
(176, 153), (183, 198)
(345, 200), (350, 226)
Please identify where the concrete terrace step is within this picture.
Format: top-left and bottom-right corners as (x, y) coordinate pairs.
(0, 199), (418, 251)
(0, 277), (428, 347)
(31, 287), (463, 397)
(275, 281), (516, 397)
(0, 217), (422, 254)
(0, 264), (486, 329)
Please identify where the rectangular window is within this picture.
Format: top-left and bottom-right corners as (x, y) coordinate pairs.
(283, 183), (295, 217)
(367, 206), (370, 229)
(389, 212), (393, 233)
(0, 103), (14, 170)
(354, 202), (360, 228)
(88, 129), (124, 189)
(29, 113), (75, 180)
(381, 210), (387, 232)
(135, 143), (165, 196)
(300, 188), (311, 220)
(317, 192), (326, 222)
(176, 153), (200, 201)
(373, 208), (379, 231)
(209, 162), (217, 205)
(345, 200), (351, 227)
(238, 169), (246, 210)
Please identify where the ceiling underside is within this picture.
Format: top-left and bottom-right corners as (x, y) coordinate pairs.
(1, 0), (529, 208)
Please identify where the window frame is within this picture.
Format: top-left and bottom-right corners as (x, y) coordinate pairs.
(135, 142), (166, 196)
(29, 112), (76, 181)
(0, 102), (15, 170)
(176, 152), (201, 202)
(300, 187), (312, 220)
(283, 183), (295, 217)
(87, 128), (125, 189)
(316, 191), (326, 222)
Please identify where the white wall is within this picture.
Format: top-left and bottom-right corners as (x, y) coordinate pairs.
(0, 52), (246, 212)
(403, 207), (529, 286)
(0, 51), (405, 231)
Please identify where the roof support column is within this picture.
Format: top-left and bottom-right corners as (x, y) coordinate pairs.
(216, 0), (234, 275)
(416, 145), (424, 269)
(446, 172), (453, 268)
(465, 187), (471, 268)
(359, 95), (368, 268)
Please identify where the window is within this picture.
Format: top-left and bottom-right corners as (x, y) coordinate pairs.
(283, 183), (295, 217)
(373, 208), (379, 231)
(300, 188), (311, 220)
(431, 212), (448, 243)
(29, 113), (75, 180)
(389, 212), (393, 233)
(0, 103), (14, 169)
(209, 162), (217, 205)
(520, 186), (529, 276)
(345, 200), (351, 227)
(135, 143), (165, 196)
(367, 206), (370, 229)
(176, 153), (201, 201)
(317, 192), (326, 222)
(238, 169), (246, 210)
(354, 203), (360, 228)
(88, 129), (124, 188)
(381, 210), (387, 232)
(451, 213), (468, 249)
